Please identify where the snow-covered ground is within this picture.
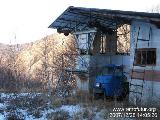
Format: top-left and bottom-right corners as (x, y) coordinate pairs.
(0, 93), (84, 120)
(0, 92), (135, 120)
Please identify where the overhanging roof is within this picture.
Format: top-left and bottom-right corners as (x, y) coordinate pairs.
(49, 6), (160, 32)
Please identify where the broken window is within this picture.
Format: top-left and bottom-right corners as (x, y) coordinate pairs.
(117, 24), (130, 53)
(100, 34), (107, 54)
(135, 48), (156, 65)
(92, 31), (117, 54)
(74, 30), (96, 55)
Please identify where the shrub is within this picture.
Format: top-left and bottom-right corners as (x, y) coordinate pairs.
(46, 110), (70, 120)
(6, 110), (25, 120)
(32, 109), (43, 118)
(51, 98), (62, 108)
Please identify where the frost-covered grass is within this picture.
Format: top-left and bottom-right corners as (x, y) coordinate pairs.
(0, 92), (134, 120)
(60, 105), (81, 116)
(0, 92), (84, 120)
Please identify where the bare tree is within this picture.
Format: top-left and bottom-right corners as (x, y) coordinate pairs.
(49, 34), (77, 97)
(148, 4), (160, 13)
(117, 24), (130, 53)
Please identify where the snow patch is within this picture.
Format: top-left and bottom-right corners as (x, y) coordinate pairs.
(0, 93), (83, 120)
(0, 92), (42, 99)
(0, 114), (5, 120)
(0, 103), (6, 109)
(60, 105), (81, 116)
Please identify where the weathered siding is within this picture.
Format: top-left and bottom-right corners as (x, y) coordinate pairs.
(130, 21), (160, 105)
(75, 55), (90, 91)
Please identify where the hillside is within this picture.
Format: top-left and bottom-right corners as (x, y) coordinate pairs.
(0, 33), (77, 92)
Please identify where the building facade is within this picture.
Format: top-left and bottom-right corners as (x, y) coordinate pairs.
(49, 6), (160, 106)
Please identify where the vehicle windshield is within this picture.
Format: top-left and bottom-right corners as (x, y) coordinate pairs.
(101, 67), (123, 76)
(115, 68), (123, 77)
(101, 67), (114, 75)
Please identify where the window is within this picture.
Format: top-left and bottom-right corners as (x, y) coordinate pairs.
(135, 48), (156, 65)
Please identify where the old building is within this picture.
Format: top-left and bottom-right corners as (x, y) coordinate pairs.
(49, 6), (160, 106)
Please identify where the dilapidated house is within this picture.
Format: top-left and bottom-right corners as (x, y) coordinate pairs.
(49, 6), (160, 106)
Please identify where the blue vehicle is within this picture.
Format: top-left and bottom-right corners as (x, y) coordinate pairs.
(93, 64), (129, 100)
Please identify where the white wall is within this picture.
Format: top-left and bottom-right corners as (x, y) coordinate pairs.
(76, 77), (89, 91)
(130, 20), (160, 106)
(130, 21), (160, 70)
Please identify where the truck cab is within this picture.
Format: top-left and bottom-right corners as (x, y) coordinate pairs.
(93, 64), (129, 100)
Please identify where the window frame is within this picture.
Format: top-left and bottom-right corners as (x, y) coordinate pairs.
(135, 48), (156, 66)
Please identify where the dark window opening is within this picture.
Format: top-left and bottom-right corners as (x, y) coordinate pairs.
(100, 34), (107, 54)
(135, 48), (156, 65)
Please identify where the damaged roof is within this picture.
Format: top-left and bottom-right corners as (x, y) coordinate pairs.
(49, 6), (160, 32)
